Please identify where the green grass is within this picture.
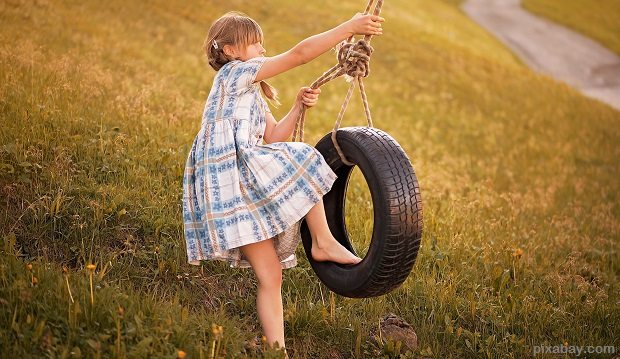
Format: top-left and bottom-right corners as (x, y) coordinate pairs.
(522, 0), (620, 55)
(1, 0), (619, 357)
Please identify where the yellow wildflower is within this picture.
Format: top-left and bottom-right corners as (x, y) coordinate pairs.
(211, 323), (224, 336)
(512, 248), (523, 259)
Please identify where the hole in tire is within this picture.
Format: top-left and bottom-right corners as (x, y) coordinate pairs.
(344, 166), (374, 258)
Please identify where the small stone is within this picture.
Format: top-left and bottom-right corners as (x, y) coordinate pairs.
(372, 313), (418, 351)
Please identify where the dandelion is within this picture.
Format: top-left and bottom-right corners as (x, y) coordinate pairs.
(86, 263), (96, 305)
(210, 323), (224, 359)
(27, 263), (35, 286)
(512, 248), (523, 259)
(177, 350), (186, 359)
(117, 306), (125, 318)
(211, 323), (223, 337)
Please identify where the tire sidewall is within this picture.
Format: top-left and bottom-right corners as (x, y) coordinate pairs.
(302, 127), (406, 297)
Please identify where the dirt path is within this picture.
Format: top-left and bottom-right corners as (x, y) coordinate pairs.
(462, 0), (620, 111)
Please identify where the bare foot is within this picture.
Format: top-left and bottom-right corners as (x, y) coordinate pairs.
(311, 235), (362, 264)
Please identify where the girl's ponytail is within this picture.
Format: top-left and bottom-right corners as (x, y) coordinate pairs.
(206, 44), (231, 71)
(260, 81), (280, 107)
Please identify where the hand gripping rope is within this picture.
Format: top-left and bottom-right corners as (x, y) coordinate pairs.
(291, 0), (384, 167)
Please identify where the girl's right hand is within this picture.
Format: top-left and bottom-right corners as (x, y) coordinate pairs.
(347, 13), (385, 36)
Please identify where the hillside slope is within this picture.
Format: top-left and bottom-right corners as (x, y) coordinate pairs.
(1, 0), (618, 357)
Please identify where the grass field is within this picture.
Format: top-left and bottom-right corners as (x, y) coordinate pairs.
(522, 0), (620, 55)
(1, 0), (619, 357)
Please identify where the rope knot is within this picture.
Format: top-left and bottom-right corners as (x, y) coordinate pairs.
(337, 39), (374, 79)
(293, 0), (384, 148)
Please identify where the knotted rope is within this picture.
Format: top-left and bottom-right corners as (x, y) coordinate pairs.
(292, 0), (383, 166)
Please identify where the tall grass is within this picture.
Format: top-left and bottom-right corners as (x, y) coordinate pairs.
(1, 0), (619, 357)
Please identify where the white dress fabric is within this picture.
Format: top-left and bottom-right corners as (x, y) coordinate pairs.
(182, 57), (338, 268)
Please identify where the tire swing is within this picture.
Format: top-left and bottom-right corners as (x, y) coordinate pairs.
(292, 0), (423, 298)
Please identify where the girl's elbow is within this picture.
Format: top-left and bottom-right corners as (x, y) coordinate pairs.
(264, 133), (284, 144)
(291, 45), (310, 65)
(263, 130), (275, 144)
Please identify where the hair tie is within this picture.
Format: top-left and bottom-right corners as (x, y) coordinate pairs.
(212, 40), (219, 49)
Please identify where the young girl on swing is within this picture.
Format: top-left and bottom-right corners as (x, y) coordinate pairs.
(182, 10), (384, 351)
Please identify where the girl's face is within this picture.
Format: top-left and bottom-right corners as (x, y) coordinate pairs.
(238, 41), (265, 61)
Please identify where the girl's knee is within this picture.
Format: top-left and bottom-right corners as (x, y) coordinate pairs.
(240, 239), (282, 288)
(256, 262), (282, 289)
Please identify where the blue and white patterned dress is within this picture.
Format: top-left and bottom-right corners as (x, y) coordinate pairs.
(183, 57), (338, 269)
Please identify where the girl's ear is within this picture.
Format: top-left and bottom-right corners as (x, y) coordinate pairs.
(223, 44), (238, 59)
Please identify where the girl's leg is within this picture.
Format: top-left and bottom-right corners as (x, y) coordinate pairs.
(239, 239), (286, 349)
(305, 198), (362, 264)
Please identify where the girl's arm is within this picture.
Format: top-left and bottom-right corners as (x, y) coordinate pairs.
(263, 87), (320, 143)
(255, 14), (384, 83)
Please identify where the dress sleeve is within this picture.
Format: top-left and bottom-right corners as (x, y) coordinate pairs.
(225, 57), (268, 94)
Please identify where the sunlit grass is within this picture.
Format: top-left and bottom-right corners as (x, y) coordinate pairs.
(522, 0), (620, 55)
(1, 0), (619, 357)
(345, 167), (374, 258)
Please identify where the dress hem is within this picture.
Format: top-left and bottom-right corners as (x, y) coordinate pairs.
(187, 168), (337, 269)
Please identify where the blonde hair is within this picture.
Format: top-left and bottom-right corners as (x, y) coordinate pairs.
(205, 11), (280, 106)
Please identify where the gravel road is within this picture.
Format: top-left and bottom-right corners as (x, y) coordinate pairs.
(462, 0), (620, 111)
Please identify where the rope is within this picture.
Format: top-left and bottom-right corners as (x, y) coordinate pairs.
(292, 0), (383, 166)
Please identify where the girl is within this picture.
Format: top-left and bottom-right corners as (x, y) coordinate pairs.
(182, 10), (384, 351)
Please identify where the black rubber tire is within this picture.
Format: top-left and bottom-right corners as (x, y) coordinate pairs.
(301, 127), (423, 298)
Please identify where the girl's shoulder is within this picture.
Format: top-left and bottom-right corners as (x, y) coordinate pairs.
(228, 58), (266, 75)
(218, 58), (267, 94)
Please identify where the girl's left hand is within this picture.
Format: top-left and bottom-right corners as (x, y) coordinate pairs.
(297, 87), (321, 108)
